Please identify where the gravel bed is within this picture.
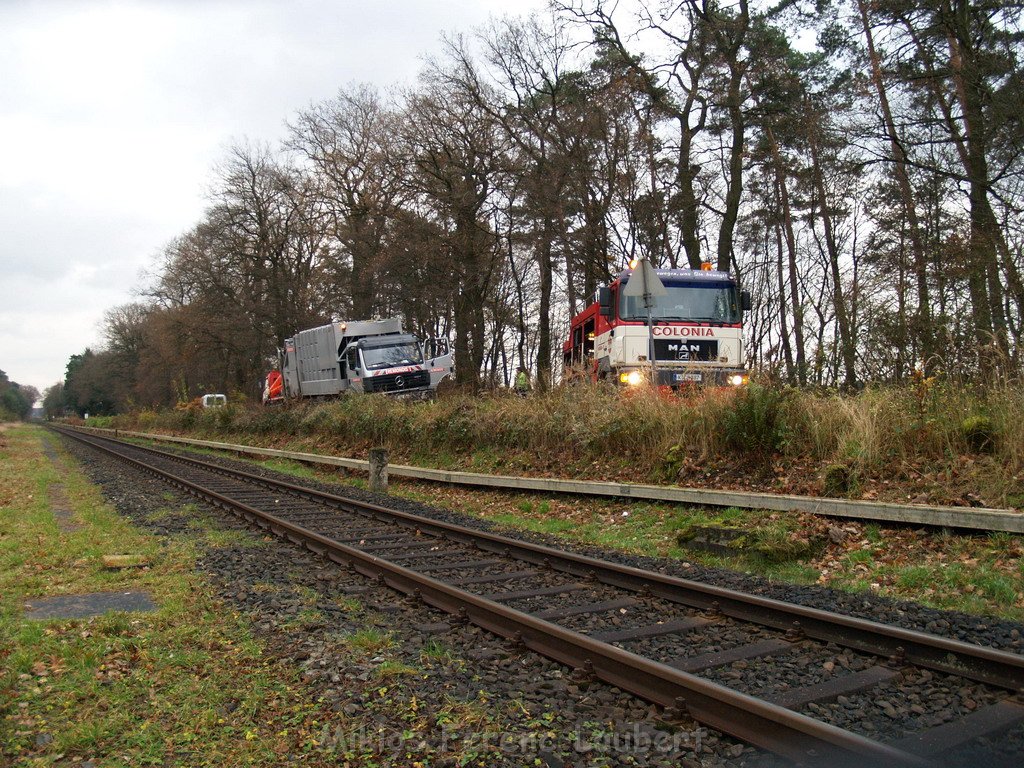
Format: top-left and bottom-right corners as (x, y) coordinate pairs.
(507, 585), (629, 612)
(945, 730), (1024, 768)
(804, 668), (1001, 743)
(554, 596), (697, 635)
(423, 561), (532, 577)
(628, 623), (785, 662)
(59, 433), (772, 767)
(63, 433), (1024, 766)
(698, 647), (869, 697)
(144, 441), (1024, 654)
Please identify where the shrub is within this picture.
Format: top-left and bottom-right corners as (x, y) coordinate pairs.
(297, 402), (336, 434)
(721, 384), (790, 455)
(213, 404), (235, 430)
(658, 443), (685, 482)
(108, 378), (1023, 507)
(136, 409), (160, 430)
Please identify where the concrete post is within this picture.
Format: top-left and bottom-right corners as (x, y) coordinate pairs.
(369, 447), (389, 493)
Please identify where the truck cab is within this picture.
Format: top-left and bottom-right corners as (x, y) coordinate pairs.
(564, 266), (752, 387)
(341, 333), (452, 394)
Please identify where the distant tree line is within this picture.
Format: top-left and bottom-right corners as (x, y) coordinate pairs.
(0, 370), (39, 421)
(55, 1), (1024, 413)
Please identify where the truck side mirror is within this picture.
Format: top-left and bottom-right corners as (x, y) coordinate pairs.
(741, 290), (752, 312)
(598, 286), (613, 318)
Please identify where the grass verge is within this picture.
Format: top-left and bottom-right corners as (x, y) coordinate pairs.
(0, 425), (338, 766)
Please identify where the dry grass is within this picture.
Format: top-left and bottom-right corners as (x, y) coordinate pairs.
(94, 380), (1024, 506)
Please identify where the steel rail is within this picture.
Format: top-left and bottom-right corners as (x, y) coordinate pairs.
(55, 425), (931, 767)
(63, 427), (1024, 693)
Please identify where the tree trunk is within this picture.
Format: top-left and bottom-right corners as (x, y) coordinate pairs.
(716, 82), (742, 272)
(349, 211), (376, 318)
(564, 237), (578, 319)
(901, 3), (1007, 370)
(452, 289), (475, 388)
(858, 0), (934, 372)
(766, 126), (807, 385)
(715, 1), (748, 273)
(807, 123), (857, 389)
(774, 218), (795, 382)
(506, 220), (528, 375)
(453, 213), (481, 389)
(950, 43), (999, 362)
(677, 115), (703, 269)
(536, 215), (554, 389)
(895, 234), (908, 382)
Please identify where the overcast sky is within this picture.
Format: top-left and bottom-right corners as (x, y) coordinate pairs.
(0, 0), (546, 398)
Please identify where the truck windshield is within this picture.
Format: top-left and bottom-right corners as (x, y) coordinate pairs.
(361, 343), (423, 370)
(619, 283), (740, 323)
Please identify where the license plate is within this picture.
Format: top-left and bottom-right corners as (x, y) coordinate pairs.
(674, 372), (703, 382)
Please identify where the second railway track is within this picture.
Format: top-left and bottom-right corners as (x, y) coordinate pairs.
(53, 426), (1024, 767)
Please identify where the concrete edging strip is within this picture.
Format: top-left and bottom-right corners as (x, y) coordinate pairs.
(80, 426), (1024, 533)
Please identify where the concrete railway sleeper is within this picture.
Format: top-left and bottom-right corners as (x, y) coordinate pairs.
(52, 426), (1024, 767)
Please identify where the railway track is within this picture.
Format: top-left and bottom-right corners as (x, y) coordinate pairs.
(54, 426), (1024, 767)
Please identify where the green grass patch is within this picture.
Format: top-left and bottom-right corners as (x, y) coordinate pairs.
(284, 608), (327, 630)
(0, 426), (344, 766)
(373, 660), (420, 679)
(419, 638), (461, 666)
(846, 549), (874, 565)
(884, 560), (1023, 617)
(342, 628), (393, 654)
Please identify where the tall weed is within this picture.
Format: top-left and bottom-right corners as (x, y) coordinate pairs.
(107, 379), (1023, 504)
(720, 385), (790, 455)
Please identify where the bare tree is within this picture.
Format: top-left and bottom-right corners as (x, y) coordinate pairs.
(401, 61), (506, 388)
(288, 86), (405, 318)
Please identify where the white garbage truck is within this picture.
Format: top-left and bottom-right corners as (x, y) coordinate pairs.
(265, 318), (453, 401)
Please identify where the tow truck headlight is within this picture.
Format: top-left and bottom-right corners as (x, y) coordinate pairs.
(728, 374), (747, 387)
(619, 371), (644, 386)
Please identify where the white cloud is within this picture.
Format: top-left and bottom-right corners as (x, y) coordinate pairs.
(0, 0), (546, 392)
